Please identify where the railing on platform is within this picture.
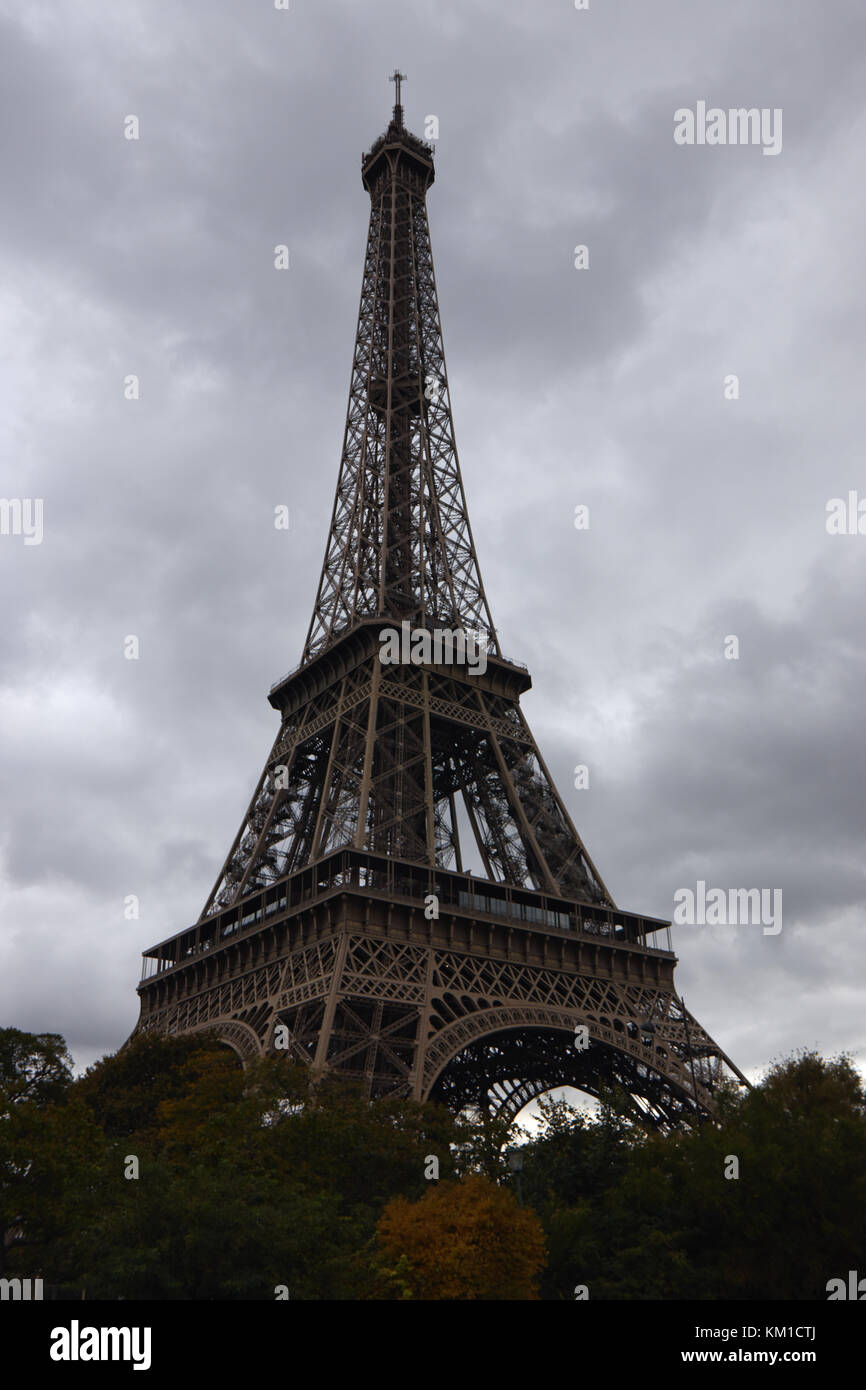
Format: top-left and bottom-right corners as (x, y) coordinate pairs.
(139, 846), (673, 981)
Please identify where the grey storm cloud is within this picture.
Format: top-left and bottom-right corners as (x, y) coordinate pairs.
(1, 0), (864, 1089)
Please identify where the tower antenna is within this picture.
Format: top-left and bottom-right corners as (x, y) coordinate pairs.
(390, 68), (406, 128)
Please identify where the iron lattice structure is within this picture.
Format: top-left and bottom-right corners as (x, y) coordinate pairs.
(134, 88), (745, 1126)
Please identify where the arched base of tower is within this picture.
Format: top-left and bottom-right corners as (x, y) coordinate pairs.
(427, 1026), (709, 1129)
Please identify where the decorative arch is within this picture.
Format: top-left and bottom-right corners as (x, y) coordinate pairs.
(423, 1005), (658, 1091)
(186, 1018), (263, 1064)
(421, 1004), (705, 1125)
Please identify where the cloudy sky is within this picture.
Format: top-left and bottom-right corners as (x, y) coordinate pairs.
(1, 0), (864, 1097)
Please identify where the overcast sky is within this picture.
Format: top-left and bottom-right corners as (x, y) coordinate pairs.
(1, 0), (864, 1099)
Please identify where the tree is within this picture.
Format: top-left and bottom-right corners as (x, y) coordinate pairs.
(75, 1030), (238, 1143)
(373, 1174), (546, 1299)
(0, 1027), (80, 1277)
(0, 1091), (108, 1281)
(0, 1028), (73, 1114)
(521, 1052), (866, 1300)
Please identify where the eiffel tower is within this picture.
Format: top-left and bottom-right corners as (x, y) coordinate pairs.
(135, 77), (745, 1125)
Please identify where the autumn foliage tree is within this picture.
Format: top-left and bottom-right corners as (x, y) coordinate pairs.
(373, 1173), (546, 1300)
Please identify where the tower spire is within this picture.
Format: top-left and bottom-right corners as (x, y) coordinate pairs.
(390, 68), (406, 129)
(303, 80), (488, 669)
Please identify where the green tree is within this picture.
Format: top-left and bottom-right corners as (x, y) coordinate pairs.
(75, 1030), (238, 1143)
(523, 1052), (866, 1301)
(0, 1028), (73, 1113)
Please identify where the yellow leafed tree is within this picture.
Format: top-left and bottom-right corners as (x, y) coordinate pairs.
(374, 1174), (546, 1300)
